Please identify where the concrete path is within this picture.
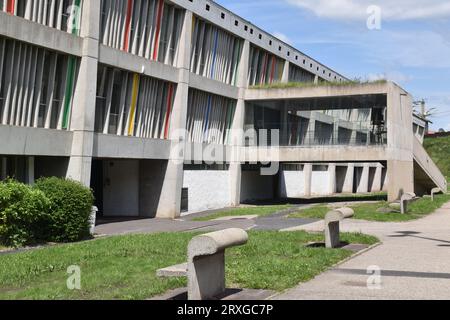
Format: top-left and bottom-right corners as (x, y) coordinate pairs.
(94, 205), (318, 236)
(273, 201), (450, 300)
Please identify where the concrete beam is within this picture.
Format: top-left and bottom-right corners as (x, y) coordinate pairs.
(245, 82), (390, 101)
(0, 125), (73, 157)
(0, 12), (83, 57)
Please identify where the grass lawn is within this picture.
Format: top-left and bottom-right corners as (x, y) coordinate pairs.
(192, 204), (292, 221)
(0, 231), (378, 300)
(289, 193), (450, 222)
(424, 135), (450, 183)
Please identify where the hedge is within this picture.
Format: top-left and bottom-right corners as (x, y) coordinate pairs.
(0, 178), (94, 247)
(0, 180), (51, 247)
(34, 177), (94, 243)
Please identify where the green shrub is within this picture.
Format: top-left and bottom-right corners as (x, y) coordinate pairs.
(0, 180), (51, 247)
(35, 177), (94, 243)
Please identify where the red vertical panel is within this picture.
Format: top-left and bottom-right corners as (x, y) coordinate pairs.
(6, 0), (15, 14)
(260, 53), (268, 84)
(164, 83), (174, 139)
(123, 0), (134, 51)
(153, 0), (165, 61)
(269, 56), (276, 83)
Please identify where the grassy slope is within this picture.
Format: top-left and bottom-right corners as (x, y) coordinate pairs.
(0, 231), (378, 300)
(289, 193), (450, 222)
(424, 135), (450, 184)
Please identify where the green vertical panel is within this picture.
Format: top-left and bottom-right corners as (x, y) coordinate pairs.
(70, 0), (82, 35)
(62, 56), (76, 130)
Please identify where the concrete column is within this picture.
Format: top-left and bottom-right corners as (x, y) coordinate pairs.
(304, 163), (312, 197)
(342, 163), (354, 193)
(328, 163), (336, 195)
(281, 60), (289, 83)
(371, 163), (383, 192)
(387, 160), (414, 202)
(66, 0), (101, 186)
(156, 10), (193, 219)
(357, 163), (370, 193)
(385, 84), (414, 201)
(26, 156), (35, 185)
(229, 40), (250, 206)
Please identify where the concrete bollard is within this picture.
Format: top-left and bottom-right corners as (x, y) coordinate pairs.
(400, 193), (416, 214)
(431, 188), (442, 202)
(187, 228), (248, 300)
(324, 207), (354, 248)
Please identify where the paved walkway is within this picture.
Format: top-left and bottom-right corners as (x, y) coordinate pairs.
(273, 201), (450, 300)
(94, 205), (318, 236)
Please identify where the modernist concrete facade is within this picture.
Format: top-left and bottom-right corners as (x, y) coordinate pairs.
(0, 0), (446, 218)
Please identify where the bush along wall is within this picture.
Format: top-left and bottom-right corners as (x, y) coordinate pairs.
(0, 178), (94, 247)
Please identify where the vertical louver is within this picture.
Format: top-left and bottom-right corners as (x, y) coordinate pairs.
(248, 45), (285, 86)
(190, 16), (242, 85)
(0, 37), (79, 130)
(186, 89), (236, 145)
(100, 0), (184, 67)
(95, 65), (176, 139)
(1, 0), (83, 35)
(289, 64), (315, 83)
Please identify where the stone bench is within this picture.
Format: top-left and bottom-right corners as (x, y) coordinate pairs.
(431, 188), (443, 202)
(156, 228), (248, 300)
(400, 192), (418, 214)
(324, 207), (354, 248)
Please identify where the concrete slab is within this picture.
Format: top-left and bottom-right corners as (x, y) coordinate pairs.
(157, 263), (188, 277)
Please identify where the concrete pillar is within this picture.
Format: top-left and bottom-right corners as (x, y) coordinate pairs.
(357, 163), (370, 193)
(229, 40), (250, 206)
(66, 0), (101, 186)
(371, 163), (383, 192)
(156, 10), (193, 218)
(26, 156), (35, 185)
(387, 160), (414, 202)
(385, 84), (414, 201)
(328, 163), (336, 195)
(304, 163), (312, 197)
(281, 60), (289, 83)
(342, 163), (354, 193)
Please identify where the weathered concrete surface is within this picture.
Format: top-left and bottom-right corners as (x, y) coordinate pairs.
(324, 208), (354, 248)
(273, 201), (450, 300)
(187, 229), (248, 300)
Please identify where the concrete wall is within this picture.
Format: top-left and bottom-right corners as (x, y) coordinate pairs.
(182, 170), (231, 214)
(311, 167), (330, 195)
(280, 170), (306, 198)
(139, 160), (168, 218)
(102, 160), (139, 217)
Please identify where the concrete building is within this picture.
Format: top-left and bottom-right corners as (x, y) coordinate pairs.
(0, 0), (446, 218)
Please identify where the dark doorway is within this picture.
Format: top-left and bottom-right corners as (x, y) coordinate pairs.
(90, 159), (104, 216)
